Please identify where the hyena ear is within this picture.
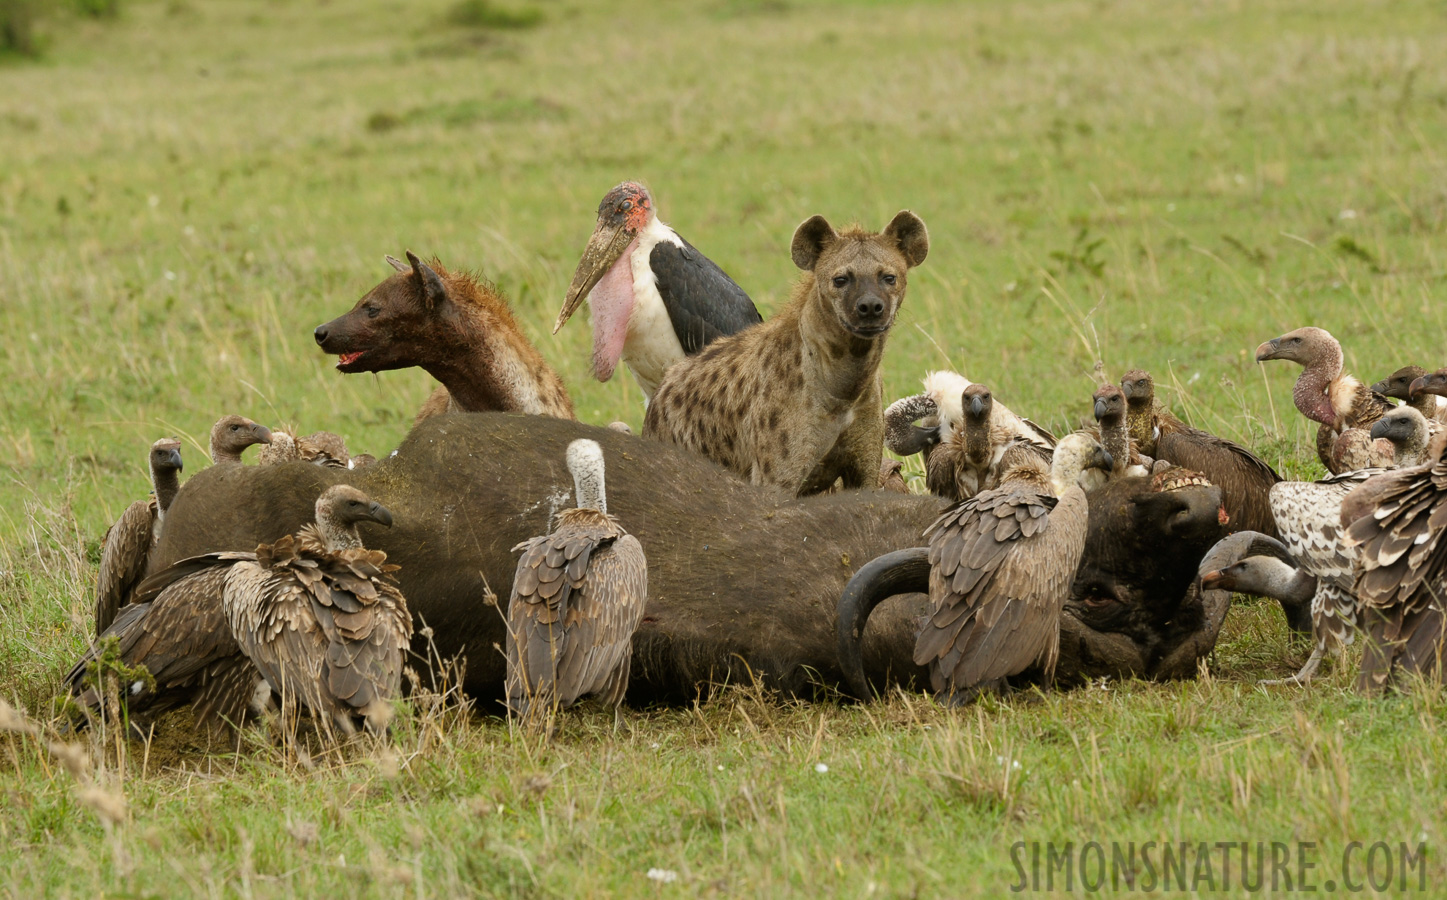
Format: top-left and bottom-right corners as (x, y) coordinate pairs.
(405, 250), (448, 309)
(791, 215), (838, 271)
(883, 211), (929, 268)
(385, 255), (409, 273)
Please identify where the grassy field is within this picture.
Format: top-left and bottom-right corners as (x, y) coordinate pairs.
(2, 0), (1446, 895)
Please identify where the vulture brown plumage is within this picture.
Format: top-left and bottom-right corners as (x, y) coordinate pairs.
(94, 438), (184, 635)
(1121, 369), (1282, 539)
(1410, 368), (1447, 418)
(1081, 383), (1150, 491)
(1265, 469), (1388, 684)
(223, 485), (413, 735)
(922, 383), (1053, 502)
(1344, 432), (1447, 694)
(883, 371), (1055, 489)
(913, 434), (1109, 703)
(68, 550), (268, 739)
(210, 415), (274, 464)
(1255, 327), (1393, 474)
(506, 439), (648, 722)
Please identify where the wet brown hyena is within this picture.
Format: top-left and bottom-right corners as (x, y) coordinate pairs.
(643, 211), (929, 496)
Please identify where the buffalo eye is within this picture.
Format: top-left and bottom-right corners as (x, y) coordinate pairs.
(882, 273), (897, 286)
(366, 306), (380, 319)
(832, 275), (849, 288)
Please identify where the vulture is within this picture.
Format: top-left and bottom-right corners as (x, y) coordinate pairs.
(913, 435), (1110, 703)
(210, 415), (273, 464)
(1197, 530), (1317, 636)
(1255, 327), (1392, 473)
(1264, 469), (1388, 683)
(1120, 369), (1282, 539)
(68, 550), (267, 740)
(878, 459), (910, 494)
(506, 439), (648, 722)
(1411, 368), (1447, 411)
(259, 427), (352, 468)
(921, 383), (1053, 502)
(1371, 406), (1439, 468)
(349, 453), (377, 470)
(258, 429), (300, 466)
(1372, 365), (1447, 423)
(1080, 383), (1150, 491)
(884, 371), (1055, 494)
(94, 438), (184, 635)
(223, 485), (413, 735)
(1344, 431), (1447, 693)
(553, 181), (762, 398)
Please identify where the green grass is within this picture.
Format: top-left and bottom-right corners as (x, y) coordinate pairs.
(2, 0), (1446, 895)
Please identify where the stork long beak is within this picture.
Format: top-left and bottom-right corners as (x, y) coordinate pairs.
(1254, 338), (1282, 362)
(554, 220), (637, 335)
(367, 502), (394, 528)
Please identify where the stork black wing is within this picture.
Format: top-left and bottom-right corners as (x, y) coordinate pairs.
(650, 237), (762, 354)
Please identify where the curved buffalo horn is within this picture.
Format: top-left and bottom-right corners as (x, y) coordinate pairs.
(836, 547), (930, 700)
(884, 394), (943, 456)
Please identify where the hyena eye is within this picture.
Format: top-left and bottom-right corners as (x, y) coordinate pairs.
(882, 273), (897, 285)
(832, 275), (849, 288)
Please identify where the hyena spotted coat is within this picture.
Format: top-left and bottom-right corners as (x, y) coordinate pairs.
(643, 211), (928, 496)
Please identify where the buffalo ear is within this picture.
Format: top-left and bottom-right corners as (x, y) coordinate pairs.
(791, 215), (838, 271)
(385, 254), (409, 273)
(405, 250), (448, 309)
(883, 210), (929, 268)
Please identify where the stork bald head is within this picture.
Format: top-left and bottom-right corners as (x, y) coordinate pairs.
(210, 415), (273, 464)
(554, 182), (656, 360)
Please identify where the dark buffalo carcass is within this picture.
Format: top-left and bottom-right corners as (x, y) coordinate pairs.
(146, 413), (1227, 708)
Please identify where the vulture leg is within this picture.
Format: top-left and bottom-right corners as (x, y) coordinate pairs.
(1258, 647), (1324, 686)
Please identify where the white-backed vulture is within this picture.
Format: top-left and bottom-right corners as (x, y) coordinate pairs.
(1344, 432), (1447, 694)
(258, 429), (300, 466)
(506, 439), (648, 722)
(224, 485), (413, 735)
(1371, 406), (1439, 468)
(884, 371), (1054, 498)
(1198, 531), (1317, 635)
(1121, 369), (1282, 539)
(1411, 368), (1447, 418)
(923, 383), (1054, 502)
(1255, 327), (1393, 473)
(913, 435), (1109, 703)
(94, 438), (184, 634)
(211, 415), (274, 464)
(298, 431), (350, 468)
(878, 458), (909, 494)
(1080, 383), (1150, 491)
(1372, 365), (1447, 424)
(68, 551), (268, 740)
(1265, 469), (1388, 684)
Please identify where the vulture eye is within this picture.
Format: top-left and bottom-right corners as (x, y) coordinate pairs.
(832, 275), (849, 288)
(882, 273), (897, 285)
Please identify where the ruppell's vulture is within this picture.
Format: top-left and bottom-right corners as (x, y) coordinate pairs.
(224, 485), (413, 735)
(506, 439), (648, 722)
(913, 435), (1110, 703)
(210, 415), (273, 464)
(94, 438), (184, 635)
(884, 371), (1055, 498)
(1121, 369), (1282, 539)
(1255, 327), (1393, 473)
(1344, 432), (1447, 694)
(554, 182), (762, 398)
(1265, 469), (1389, 684)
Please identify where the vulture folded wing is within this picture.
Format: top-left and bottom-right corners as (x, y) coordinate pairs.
(94, 499), (158, 634)
(553, 534), (648, 706)
(506, 529), (598, 708)
(1155, 424), (1281, 534)
(225, 562), (328, 714)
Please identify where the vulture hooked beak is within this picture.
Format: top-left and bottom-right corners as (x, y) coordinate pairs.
(166, 448), (184, 471)
(1409, 373), (1446, 398)
(1254, 337), (1282, 362)
(1092, 397), (1108, 421)
(969, 394), (986, 418)
(1091, 446), (1114, 472)
(365, 502), (394, 529)
(1369, 418), (1394, 441)
(1199, 568), (1228, 592)
(253, 424), (274, 446)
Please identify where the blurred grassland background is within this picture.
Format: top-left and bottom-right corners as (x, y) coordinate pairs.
(1, 0), (1446, 896)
